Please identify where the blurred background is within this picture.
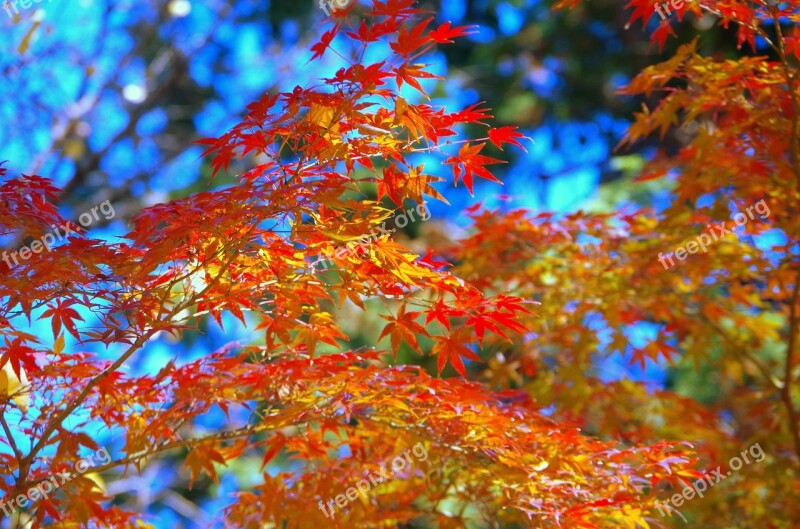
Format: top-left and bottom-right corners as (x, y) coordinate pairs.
(0, 0), (754, 526)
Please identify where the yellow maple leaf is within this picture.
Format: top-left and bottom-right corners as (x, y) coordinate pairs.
(307, 103), (340, 133)
(0, 363), (30, 413)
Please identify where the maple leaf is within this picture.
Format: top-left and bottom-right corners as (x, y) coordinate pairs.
(379, 304), (429, 356)
(432, 330), (481, 376)
(345, 19), (402, 43)
(371, 0), (424, 19)
(630, 340), (679, 368)
(466, 308), (529, 347)
(0, 336), (38, 380)
(393, 96), (435, 141)
(390, 17), (433, 58)
(0, 360), (30, 412)
(446, 102), (493, 125)
(310, 27), (338, 60)
(444, 142), (506, 194)
(418, 250), (451, 271)
(623, 0), (661, 28)
(41, 300), (85, 340)
(651, 20), (678, 51)
(488, 126), (528, 152)
(183, 445), (227, 488)
(395, 64), (442, 98)
(428, 21), (477, 44)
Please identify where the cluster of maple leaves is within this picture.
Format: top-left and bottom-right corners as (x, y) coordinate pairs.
(1, 0), (799, 527)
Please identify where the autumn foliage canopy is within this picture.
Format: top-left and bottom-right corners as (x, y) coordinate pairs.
(0, 0), (799, 527)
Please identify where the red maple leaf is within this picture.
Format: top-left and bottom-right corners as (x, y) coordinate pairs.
(444, 142), (506, 194)
(0, 336), (39, 379)
(395, 64), (442, 97)
(428, 21), (477, 44)
(41, 300), (85, 340)
(432, 331), (481, 376)
(310, 27), (338, 60)
(488, 126), (528, 152)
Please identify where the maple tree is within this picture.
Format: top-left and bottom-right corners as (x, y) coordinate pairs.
(1, 0), (798, 527)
